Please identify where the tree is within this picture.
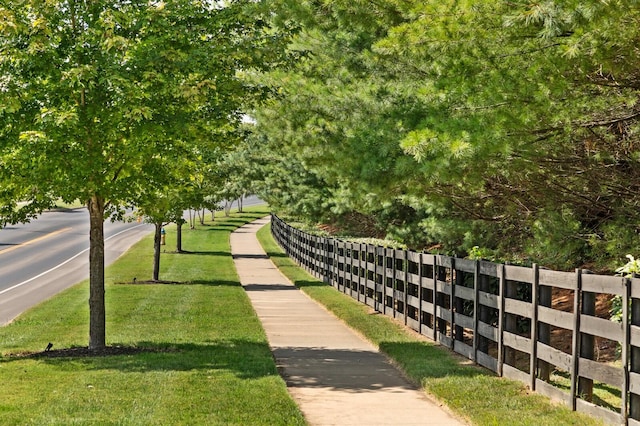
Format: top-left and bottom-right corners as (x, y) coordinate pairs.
(136, 188), (185, 281)
(0, 0), (293, 349)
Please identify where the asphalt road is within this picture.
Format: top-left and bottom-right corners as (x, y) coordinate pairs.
(0, 209), (153, 325)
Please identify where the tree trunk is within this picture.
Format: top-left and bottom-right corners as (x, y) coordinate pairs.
(176, 220), (183, 253)
(87, 195), (106, 351)
(238, 196), (243, 213)
(153, 222), (162, 281)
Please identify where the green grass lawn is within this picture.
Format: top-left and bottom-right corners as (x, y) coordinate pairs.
(0, 207), (305, 426)
(255, 223), (607, 426)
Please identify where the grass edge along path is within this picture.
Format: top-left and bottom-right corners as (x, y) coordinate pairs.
(256, 222), (606, 426)
(0, 208), (306, 426)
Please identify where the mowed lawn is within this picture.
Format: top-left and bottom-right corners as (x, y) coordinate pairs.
(0, 207), (305, 425)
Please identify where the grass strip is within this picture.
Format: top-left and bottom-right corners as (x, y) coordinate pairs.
(256, 222), (606, 426)
(0, 208), (305, 426)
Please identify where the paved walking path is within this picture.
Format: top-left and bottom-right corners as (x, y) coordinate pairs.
(230, 217), (466, 426)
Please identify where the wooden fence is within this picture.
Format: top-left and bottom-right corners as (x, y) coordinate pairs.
(271, 214), (640, 425)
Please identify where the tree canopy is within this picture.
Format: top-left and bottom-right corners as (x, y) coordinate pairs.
(251, 0), (640, 271)
(0, 0), (293, 349)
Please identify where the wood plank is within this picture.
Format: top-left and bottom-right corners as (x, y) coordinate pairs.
(422, 254), (435, 266)
(454, 312), (474, 330)
(581, 274), (626, 296)
(407, 251), (420, 263)
(438, 333), (453, 349)
(629, 371), (640, 395)
(539, 268), (576, 290)
(479, 260), (498, 277)
(407, 294), (420, 308)
(478, 290), (499, 309)
(454, 340), (474, 360)
(421, 279), (435, 292)
(435, 255), (453, 269)
(407, 272), (420, 285)
(503, 331), (531, 354)
(477, 351), (498, 373)
(454, 258), (476, 273)
(629, 418), (640, 426)
(420, 301), (434, 314)
(478, 321), (498, 342)
(502, 364), (529, 386)
(504, 264), (533, 283)
(436, 306), (452, 323)
(421, 325), (435, 340)
(454, 285), (475, 301)
(579, 358), (623, 388)
(537, 306), (573, 330)
(575, 398), (622, 425)
(407, 317), (419, 331)
(535, 379), (571, 405)
(580, 314), (624, 341)
(504, 298), (532, 318)
(536, 342), (572, 372)
(631, 277), (640, 299)
(436, 280), (452, 296)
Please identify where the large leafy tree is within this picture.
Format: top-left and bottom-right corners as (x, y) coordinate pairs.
(0, 0), (292, 349)
(373, 1), (640, 265)
(252, 0), (425, 235)
(254, 0), (640, 269)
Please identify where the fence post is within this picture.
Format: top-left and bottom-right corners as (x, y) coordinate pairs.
(497, 263), (506, 376)
(631, 277), (640, 421)
(418, 252), (424, 336)
(622, 277), (630, 423)
(432, 255), (438, 342)
(530, 264), (540, 391)
(504, 265), (519, 369)
(570, 268), (582, 410)
(402, 249), (408, 325)
(477, 262), (491, 357)
(579, 269), (595, 402)
(538, 265), (552, 383)
(453, 258), (464, 345)
(472, 261), (479, 360)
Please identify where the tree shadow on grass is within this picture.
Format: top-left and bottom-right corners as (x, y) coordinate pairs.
(115, 280), (240, 287)
(200, 223), (238, 231)
(1, 340), (278, 380)
(166, 250), (231, 257)
(263, 251), (288, 259)
(294, 279), (331, 288)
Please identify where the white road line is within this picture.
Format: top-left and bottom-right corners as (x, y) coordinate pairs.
(0, 224), (147, 296)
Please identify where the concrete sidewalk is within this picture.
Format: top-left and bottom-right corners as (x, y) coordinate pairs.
(230, 217), (466, 426)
